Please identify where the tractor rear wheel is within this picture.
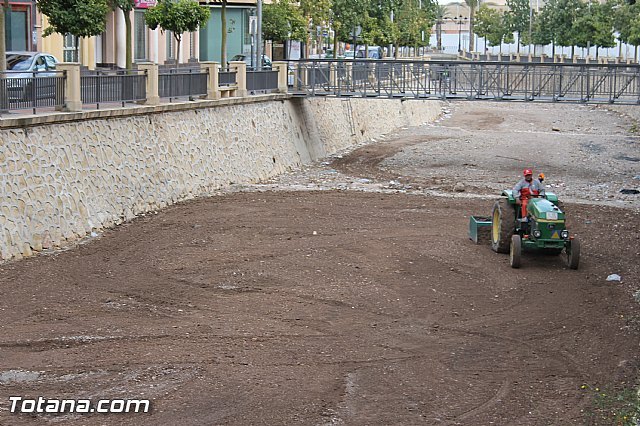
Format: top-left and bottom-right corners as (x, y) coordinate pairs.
(510, 235), (522, 268)
(566, 237), (580, 270)
(491, 199), (515, 253)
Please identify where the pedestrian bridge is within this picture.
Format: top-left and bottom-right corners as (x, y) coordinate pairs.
(288, 59), (640, 105)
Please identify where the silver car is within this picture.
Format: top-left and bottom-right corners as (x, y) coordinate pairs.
(5, 52), (60, 102)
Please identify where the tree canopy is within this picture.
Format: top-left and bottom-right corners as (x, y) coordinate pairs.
(475, 4), (513, 49)
(145, 0), (210, 61)
(263, 0), (307, 43)
(505, 0), (531, 50)
(37, 0), (109, 38)
(615, 1), (640, 47)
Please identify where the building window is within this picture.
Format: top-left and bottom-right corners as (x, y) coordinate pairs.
(134, 11), (148, 61)
(5, 7), (29, 51)
(63, 33), (79, 62)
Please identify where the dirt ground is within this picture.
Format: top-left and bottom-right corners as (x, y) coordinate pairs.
(1, 102), (639, 425)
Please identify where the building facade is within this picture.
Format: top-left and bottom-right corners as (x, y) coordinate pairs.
(199, 1), (255, 63)
(4, 0), (256, 69)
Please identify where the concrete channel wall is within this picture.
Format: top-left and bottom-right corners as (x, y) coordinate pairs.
(0, 95), (442, 261)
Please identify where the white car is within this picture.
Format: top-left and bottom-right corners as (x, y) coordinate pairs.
(5, 51), (60, 102)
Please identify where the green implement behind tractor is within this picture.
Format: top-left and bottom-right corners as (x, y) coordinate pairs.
(469, 190), (580, 269)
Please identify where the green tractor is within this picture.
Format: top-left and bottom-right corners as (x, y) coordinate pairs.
(469, 191), (580, 269)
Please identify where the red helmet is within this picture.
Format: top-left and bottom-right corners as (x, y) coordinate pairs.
(523, 169), (533, 176)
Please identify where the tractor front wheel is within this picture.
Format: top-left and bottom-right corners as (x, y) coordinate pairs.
(566, 237), (580, 270)
(491, 198), (515, 253)
(510, 235), (522, 268)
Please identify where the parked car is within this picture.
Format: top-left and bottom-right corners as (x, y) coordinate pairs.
(229, 54), (272, 70)
(356, 46), (383, 59)
(4, 52), (60, 102)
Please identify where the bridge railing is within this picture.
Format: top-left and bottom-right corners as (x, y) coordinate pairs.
(288, 59), (640, 104)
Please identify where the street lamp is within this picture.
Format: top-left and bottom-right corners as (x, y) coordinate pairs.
(450, 15), (468, 53)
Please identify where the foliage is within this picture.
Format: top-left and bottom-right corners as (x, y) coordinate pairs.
(505, 0), (531, 48)
(361, 13), (389, 46)
(331, 0), (370, 44)
(36, 0), (109, 38)
(615, 1), (640, 47)
(110, 0), (133, 12)
(145, 0), (210, 61)
(300, 0), (332, 28)
(263, 0), (307, 42)
(347, 0), (436, 54)
(572, 0), (615, 49)
(582, 383), (640, 425)
(530, 4), (554, 46)
(474, 4), (513, 47)
(362, 0), (394, 47)
(300, 0), (331, 56)
(534, 0), (581, 48)
(533, 0), (616, 53)
(395, 0), (435, 48)
(145, 0), (209, 36)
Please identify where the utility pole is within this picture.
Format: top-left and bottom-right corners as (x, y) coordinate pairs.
(256, 0), (262, 70)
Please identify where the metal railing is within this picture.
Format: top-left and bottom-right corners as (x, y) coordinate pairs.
(219, 69), (237, 86)
(289, 59), (640, 104)
(246, 70), (279, 93)
(81, 70), (147, 108)
(159, 68), (208, 101)
(0, 70), (66, 114)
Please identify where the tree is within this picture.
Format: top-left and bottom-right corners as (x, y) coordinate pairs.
(614, 0), (640, 60)
(331, 0), (370, 54)
(0, 0), (9, 71)
(546, 0), (582, 56)
(464, 0), (478, 51)
(145, 0), (210, 64)
(572, 0), (615, 59)
(395, 0), (435, 52)
(300, 0), (332, 57)
(505, 0), (530, 52)
(474, 4), (513, 53)
(361, 0), (390, 49)
(221, 0), (227, 70)
(474, 4), (496, 52)
(531, 5), (554, 50)
(37, 0), (110, 61)
(263, 0), (306, 43)
(434, 2), (446, 51)
(111, 0), (135, 69)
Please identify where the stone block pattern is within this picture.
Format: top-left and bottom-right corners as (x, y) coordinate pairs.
(0, 98), (441, 261)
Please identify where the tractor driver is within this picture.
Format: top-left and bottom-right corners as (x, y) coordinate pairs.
(513, 169), (545, 219)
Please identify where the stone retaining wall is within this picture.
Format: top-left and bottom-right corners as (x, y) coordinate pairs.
(0, 96), (441, 261)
